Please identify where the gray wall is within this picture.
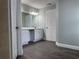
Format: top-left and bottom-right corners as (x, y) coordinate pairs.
(0, 0), (11, 59)
(57, 0), (79, 46)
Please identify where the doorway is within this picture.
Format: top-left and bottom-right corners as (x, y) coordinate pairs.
(13, 0), (57, 59)
(10, 0), (79, 59)
(45, 9), (56, 41)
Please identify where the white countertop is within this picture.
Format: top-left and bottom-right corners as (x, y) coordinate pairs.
(22, 27), (43, 30)
(22, 27), (35, 30)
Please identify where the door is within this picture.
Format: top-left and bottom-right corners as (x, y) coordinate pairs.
(45, 9), (56, 41)
(11, 0), (17, 59)
(16, 0), (23, 56)
(11, 0), (23, 59)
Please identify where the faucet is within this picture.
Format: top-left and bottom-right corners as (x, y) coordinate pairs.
(34, 26), (36, 29)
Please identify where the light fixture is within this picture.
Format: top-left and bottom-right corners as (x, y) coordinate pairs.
(30, 12), (39, 15)
(47, 3), (52, 6)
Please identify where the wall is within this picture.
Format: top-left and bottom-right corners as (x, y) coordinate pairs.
(39, 5), (56, 41)
(38, 9), (46, 29)
(22, 4), (39, 13)
(57, 0), (79, 46)
(0, 0), (11, 59)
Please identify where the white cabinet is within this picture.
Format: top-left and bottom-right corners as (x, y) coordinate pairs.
(22, 28), (44, 45)
(34, 29), (44, 42)
(22, 29), (30, 45)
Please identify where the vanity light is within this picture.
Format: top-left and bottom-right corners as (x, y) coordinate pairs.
(30, 12), (38, 15)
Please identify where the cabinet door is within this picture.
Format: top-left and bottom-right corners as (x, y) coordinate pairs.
(22, 30), (30, 45)
(34, 30), (43, 42)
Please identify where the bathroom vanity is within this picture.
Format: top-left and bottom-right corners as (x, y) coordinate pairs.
(22, 11), (44, 45)
(22, 27), (44, 45)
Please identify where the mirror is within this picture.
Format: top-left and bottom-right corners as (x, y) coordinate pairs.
(22, 12), (38, 27)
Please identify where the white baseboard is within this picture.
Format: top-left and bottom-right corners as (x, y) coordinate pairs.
(46, 39), (56, 42)
(56, 42), (79, 50)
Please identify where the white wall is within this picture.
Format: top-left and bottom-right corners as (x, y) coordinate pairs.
(22, 4), (39, 14)
(38, 9), (46, 29)
(57, 0), (79, 46)
(39, 7), (56, 41)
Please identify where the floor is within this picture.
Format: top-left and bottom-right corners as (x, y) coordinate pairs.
(18, 41), (79, 59)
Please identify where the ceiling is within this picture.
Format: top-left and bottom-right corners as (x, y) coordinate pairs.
(21, 0), (56, 9)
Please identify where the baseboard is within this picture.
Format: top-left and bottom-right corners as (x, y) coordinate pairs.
(16, 55), (23, 59)
(46, 39), (56, 42)
(56, 42), (79, 50)
(23, 39), (45, 47)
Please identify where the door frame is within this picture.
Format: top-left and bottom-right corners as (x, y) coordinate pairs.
(10, 0), (23, 59)
(16, 0), (23, 56)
